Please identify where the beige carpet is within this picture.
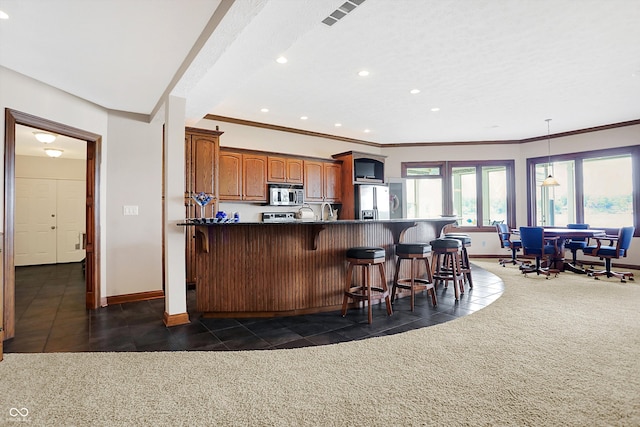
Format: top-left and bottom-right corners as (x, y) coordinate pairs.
(1, 260), (639, 426)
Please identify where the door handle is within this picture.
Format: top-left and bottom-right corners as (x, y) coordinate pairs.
(51, 226), (56, 230)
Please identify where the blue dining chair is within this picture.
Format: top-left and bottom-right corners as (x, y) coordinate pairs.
(583, 226), (635, 283)
(496, 223), (528, 266)
(565, 223), (590, 266)
(519, 226), (559, 278)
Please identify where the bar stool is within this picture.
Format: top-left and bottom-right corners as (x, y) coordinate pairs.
(443, 233), (473, 289)
(392, 243), (436, 311)
(430, 238), (465, 301)
(341, 246), (393, 324)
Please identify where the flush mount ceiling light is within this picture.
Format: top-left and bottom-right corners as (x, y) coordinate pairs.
(541, 118), (560, 187)
(33, 131), (57, 144)
(44, 148), (63, 158)
(358, 70), (369, 77)
(410, 89), (420, 94)
(260, 108), (269, 113)
(276, 56), (287, 64)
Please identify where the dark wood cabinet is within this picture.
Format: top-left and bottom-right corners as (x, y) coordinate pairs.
(185, 127), (222, 285)
(219, 149), (267, 202)
(304, 160), (342, 203)
(324, 162), (342, 203)
(332, 151), (386, 219)
(219, 150), (243, 200)
(243, 154), (267, 201)
(268, 156), (303, 184)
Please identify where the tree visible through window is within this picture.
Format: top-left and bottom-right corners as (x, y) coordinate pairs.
(402, 160), (515, 229)
(529, 146), (639, 232)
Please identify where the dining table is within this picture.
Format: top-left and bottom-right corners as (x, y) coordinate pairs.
(541, 227), (607, 273)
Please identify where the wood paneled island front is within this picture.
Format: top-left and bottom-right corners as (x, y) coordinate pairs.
(182, 218), (455, 318)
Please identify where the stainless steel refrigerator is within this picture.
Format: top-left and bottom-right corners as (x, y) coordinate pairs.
(355, 184), (390, 220)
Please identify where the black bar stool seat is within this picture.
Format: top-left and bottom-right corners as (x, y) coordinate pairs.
(392, 243), (435, 311)
(341, 246), (392, 324)
(444, 233), (473, 288)
(430, 238), (465, 301)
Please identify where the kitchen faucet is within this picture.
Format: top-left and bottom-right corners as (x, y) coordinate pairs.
(321, 202), (334, 221)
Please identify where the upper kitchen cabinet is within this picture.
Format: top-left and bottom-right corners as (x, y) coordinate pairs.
(219, 149), (267, 202)
(303, 160), (342, 203)
(267, 156), (303, 184)
(323, 162), (342, 202)
(243, 153), (268, 201)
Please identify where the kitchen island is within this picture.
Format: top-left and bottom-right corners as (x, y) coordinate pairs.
(180, 218), (455, 318)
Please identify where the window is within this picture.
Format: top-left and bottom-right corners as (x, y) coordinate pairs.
(402, 160), (515, 230)
(404, 164), (443, 218)
(527, 146), (639, 233)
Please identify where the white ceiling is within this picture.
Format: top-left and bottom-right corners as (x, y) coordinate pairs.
(2, 0), (640, 156)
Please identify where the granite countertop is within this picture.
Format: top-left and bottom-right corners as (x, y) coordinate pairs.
(178, 218), (454, 226)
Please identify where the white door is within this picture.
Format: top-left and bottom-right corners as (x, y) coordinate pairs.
(15, 178), (57, 266)
(56, 180), (86, 263)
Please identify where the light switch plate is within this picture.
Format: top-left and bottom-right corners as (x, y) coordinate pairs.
(123, 205), (139, 216)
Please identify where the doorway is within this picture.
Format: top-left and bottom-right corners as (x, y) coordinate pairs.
(3, 108), (101, 342)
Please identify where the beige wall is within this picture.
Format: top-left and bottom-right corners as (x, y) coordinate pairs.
(105, 112), (164, 296)
(15, 156), (86, 180)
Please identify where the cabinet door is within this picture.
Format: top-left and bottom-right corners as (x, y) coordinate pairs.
(243, 154), (267, 201)
(267, 156), (287, 183)
(287, 159), (304, 184)
(185, 130), (220, 286)
(324, 162), (342, 202)
(192, 135), (217, 194)
(219, 151), (243, 200)
(304, 161), (324, 202)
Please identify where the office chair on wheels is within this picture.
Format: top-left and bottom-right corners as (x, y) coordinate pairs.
(583, 226), (635, 283)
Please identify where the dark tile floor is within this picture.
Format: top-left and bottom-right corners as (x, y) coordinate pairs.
(4, 261), (505, 353)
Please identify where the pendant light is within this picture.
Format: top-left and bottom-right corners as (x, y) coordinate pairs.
(541, 118), (559, 187)
(33, 131), (57, 144)
(44, 148), (63, 158)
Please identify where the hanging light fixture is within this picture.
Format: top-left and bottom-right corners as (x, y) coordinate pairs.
(44, 148), (63, 158)
(33, 131), (57, 144)
(541, 118), (559, 187)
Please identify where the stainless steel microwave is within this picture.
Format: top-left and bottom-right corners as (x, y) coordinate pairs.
(268, 184), (305, 206)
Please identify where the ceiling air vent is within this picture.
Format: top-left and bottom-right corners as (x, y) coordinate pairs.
(322, 0), (366, 26)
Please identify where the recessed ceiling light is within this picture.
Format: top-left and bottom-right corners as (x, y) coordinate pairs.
(431, 107), (440, 112)
(300, 116), (308, 120)
(364, 129), (371, 133)
(410, 89), (420, 94)
(358, 70), (369, 77)
(260, 108), (269, 113)
(276, 56), (288, 64)
(335, 123), (342, 127)
(0, 10), (9, 20)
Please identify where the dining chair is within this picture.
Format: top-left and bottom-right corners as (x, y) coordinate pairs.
(496, 223), (527, 266)
(565, 223), (590, 267)
(583, 226), (635, 283)
(518, 226), (559, 278)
